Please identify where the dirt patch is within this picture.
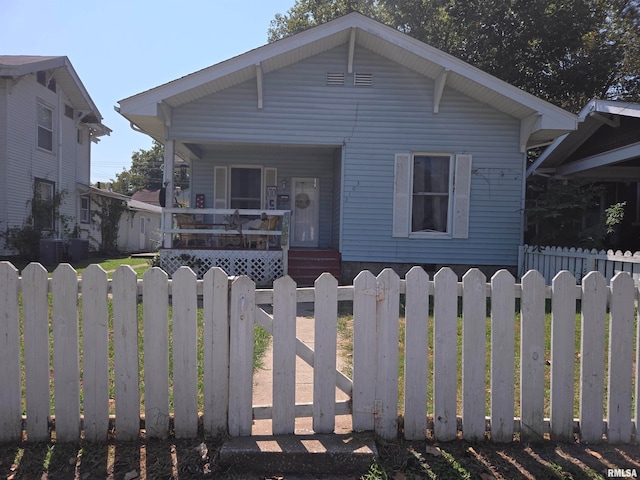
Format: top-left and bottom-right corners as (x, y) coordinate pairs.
(2, 434), (639, 479)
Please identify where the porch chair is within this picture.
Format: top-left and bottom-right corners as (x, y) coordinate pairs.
(248, 215), (280, 249)
(175, 213), (205, 247)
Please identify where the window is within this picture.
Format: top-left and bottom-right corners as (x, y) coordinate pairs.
(412, 155), (452, 233)
(77, 129), (83, 144)
(37, 103), (53, 151)
(80, 196), (90, 224)
(36, 71), (56, 92)
(65, 104), (74, 119)
(230, 167), (262, 209)
(393, 153), (472, 239)
(33, 178), (55, 231)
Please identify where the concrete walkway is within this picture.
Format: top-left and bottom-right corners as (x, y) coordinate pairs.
(251, 303), (352, 435)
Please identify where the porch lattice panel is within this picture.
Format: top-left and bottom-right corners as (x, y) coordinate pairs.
(160, 249), (284, 285)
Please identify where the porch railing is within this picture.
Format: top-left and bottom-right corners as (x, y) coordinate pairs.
(161, 208), (290, 251)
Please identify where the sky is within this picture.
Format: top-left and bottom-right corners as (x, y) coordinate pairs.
(0, 0), (296, 183)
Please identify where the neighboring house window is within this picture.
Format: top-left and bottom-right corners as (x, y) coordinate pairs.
(393, 153), (472, 239)
(36, 71), (56, 92)
(33, 178), (55, 231)
(80, 196), (90, 223)
(77, 129), (83, 144)
(65, 104), (74, 119)
(37, 103), (54, 151)
(230, 167), (262, 209)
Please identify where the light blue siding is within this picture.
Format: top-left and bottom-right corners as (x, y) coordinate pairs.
(173, 45), (524, 266)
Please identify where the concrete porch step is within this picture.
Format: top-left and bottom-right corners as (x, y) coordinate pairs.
(219, 433), (377, 475)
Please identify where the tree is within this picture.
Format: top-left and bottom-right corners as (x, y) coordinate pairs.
(111, 141), (165, 195)
(268, 0), (640, 111)
(110, 142), (190, 195)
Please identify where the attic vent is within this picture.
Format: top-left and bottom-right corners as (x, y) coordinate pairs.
(326, 72), (345, 86)
(354, 73), (373, 87)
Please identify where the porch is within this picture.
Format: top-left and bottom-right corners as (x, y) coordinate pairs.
(159, 208), (291, 285)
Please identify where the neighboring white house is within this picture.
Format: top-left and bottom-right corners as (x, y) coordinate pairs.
(0, 56), (110, 256)
(82, 186), (162, 253)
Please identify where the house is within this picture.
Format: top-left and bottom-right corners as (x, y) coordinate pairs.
(0, 56), (110, 257)
(79, 186), (162, 253)
(527, 99), (640, 250)
(117, 13), (576, 283)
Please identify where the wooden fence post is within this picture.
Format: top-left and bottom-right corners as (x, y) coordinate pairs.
(579, 271), (607, 443)
(607, 272), (635, 443)
(143, 267), (170, 439)
(172, 267), (199, 438)
(228, 276), (255, 436)
(272, 275), (297, 435)
(490, 270), (515, 442)
(520, 270), (546, 442)
(202, 267), (230, 435)
(52, 264), (81, 442)
(313, 273), (338, 434)
(352, 271), (377, 432)
(433, 267), (458, 441)
(462, 268), (486, 441)
(0, 262), (21, 442)
(112, 266), (141, 441)
(22, 263), (51, 441)
(82, 264), (109, 442)
(404, 266), (429, 440)
(550, 271), (576, 442)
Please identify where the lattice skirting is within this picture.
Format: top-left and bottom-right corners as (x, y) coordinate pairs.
(160, 249), (285, 285)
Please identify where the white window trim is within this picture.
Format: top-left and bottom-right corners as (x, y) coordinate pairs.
(409, 152), (454, 239)
(36, 101), (54, 153)
(80, 196), (91, 224)
(393, 152), (472, 240)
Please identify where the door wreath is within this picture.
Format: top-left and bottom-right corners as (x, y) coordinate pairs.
(295, 192), (310, 209)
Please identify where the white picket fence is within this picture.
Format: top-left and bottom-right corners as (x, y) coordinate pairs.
(519, 244), (640, 284)
(0, 262), (638, 444)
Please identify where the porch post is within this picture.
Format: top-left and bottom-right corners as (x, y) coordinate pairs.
(163, 140), (175, 248)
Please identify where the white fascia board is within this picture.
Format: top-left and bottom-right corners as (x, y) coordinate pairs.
(582, 99), (640, 119)
(526, 133), (567, 177)
(556, 141), (640, 176)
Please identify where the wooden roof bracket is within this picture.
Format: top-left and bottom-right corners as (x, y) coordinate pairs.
(433, 68), (449, 114)
(520, 112), (542, 153)
(348, 27), (356, 74)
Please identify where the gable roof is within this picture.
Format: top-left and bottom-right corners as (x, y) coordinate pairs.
(0, 55), (110, 138)
(118, 12), (576, 151)
(527, 99), (640, 178)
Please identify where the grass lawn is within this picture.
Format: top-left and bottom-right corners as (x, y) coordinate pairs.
(3, 255), (152, 278)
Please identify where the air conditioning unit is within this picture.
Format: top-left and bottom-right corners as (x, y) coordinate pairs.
(39, 239), (64, 265)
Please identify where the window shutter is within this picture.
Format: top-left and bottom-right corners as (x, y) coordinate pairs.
(452, 154), (472, 239)
(392, 153), (411, 237)
(214, 166), (228, 209)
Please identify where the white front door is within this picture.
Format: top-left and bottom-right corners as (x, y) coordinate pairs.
(291, 178), (319, 247)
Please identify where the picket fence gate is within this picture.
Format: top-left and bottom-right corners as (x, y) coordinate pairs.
(0, 262), (639, 445)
